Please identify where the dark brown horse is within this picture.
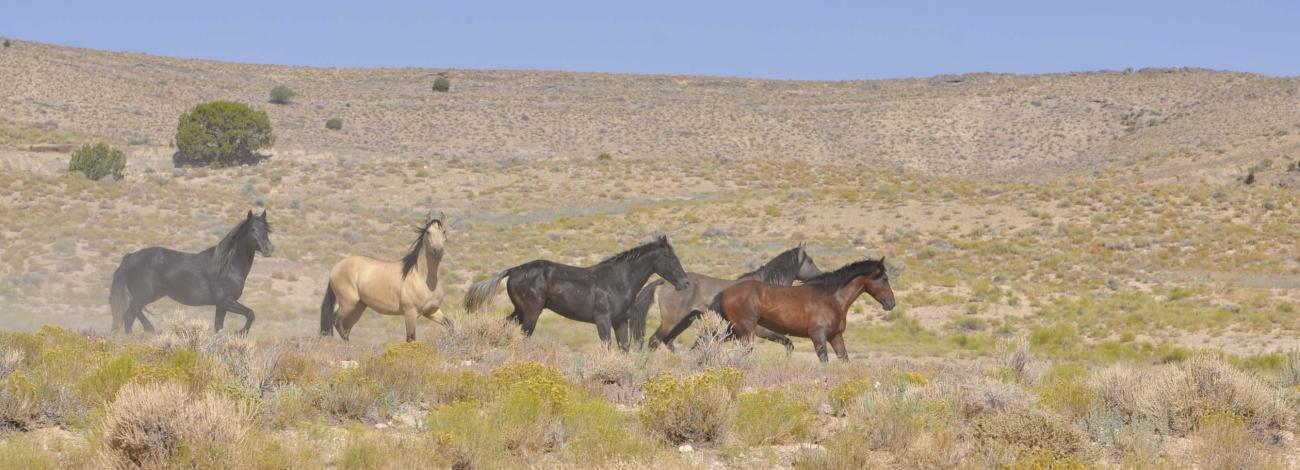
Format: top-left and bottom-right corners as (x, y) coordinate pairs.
(631, 244), (822, 351)
(713, 258), (895, 362)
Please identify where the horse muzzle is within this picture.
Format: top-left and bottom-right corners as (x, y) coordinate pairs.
(882, 299), (897, 311)
(260, 243), (275, 257)
(672, 279), (692, 291)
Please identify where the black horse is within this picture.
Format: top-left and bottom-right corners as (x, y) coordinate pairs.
(463, 235), (692, 351)
(109, 210), (274, 334)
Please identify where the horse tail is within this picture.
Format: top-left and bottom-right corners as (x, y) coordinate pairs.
(463, 267), (515, 313)
(109, 262), (130, 333)
(630, 280), (665, 346)
(320, 280), (337, 336)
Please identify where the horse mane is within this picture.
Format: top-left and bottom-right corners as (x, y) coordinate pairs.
(803, 258), (885, 292)
(597, 235), (669, 266)
(214, 216), (255, 275)
(401, 217), (441, 278)
(736, 247), (802, 285)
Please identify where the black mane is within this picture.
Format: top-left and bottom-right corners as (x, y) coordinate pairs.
(803, 259), (885, 292)
(597, 235), (669, 266)
(401, 217), (441, 278)
(736, 247), (802, 285)
(214, 216), (255, 275)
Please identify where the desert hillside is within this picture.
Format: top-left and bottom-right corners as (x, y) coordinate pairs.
(3, 39), (1300, 180)
(2, 38), (1300, 469)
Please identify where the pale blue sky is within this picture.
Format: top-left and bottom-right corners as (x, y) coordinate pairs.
(2, 1), (1297, 80)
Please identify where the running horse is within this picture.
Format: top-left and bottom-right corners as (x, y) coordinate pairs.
(320, 213), (452, 342)
(109, 210), (274, 334)
(463, 235), (692, 351)
(713, 258), (895, 362)
(630, 244), (822, 351)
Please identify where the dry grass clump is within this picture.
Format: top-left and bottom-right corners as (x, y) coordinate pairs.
(430, 309), (523, 359)
(316, 341), (441, 419)
(972, 408), (1092, 466)
(575, 344), (638, 387)
(1088, 355), (1292, 441)
(99, 382), (252, 469)
(1191, 411), (1286, 470)
(638, 368), (742, 445)
(688, 312), (752, 371)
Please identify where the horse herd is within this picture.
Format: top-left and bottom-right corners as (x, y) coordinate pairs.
(109, 211), (896, 362)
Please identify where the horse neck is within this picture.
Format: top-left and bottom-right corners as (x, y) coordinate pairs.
(746, 256), (796, 285)
(221, 243), (256, 278)
(600, 255), (656, 288)
(413, 243), (442, 288)
(831, 275), (872, 314)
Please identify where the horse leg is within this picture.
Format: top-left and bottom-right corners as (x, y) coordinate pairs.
(809, 329), (831, 363)
(125, 300), (155, 333)
(829, 333), (849, 362)
(403, 309), (418, 342)
(755, 328), (795, 354)
(137, 309), (156, 333)
(514, 298), (544, 337)
(214, 307), (227, 333)
(219, 300), (256, 335)
(613, 318), (631, 352)
(661, 309), (702, 352)
(336, 303), (366, 341)
(422, 308), (453, 330)
(594, 313), (615, 347)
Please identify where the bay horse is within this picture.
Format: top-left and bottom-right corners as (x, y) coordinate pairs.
(630, 244), (822, 351)
(321, 213), (451, 342)
(463, 235), (692, 351)
(109, 210), (274, 335)
(713, 258), (895, 362)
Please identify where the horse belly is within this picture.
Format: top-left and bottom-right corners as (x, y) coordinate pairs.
(756, 315), (808, 338)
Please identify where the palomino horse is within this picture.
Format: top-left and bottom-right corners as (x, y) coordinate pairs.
(321, 214), (451, 342)
(110, 210), (274, 335)
(630, 244), (822, 351)
(463, 235), (692, 351)
(713, 258), (895, 362)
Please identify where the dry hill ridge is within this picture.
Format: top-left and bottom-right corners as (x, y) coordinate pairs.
(2, 38), (1300, 182)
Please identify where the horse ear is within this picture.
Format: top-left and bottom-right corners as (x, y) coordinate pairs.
(247, 209), (254, 219)
(438, 211), (445, 223)
(260, 210), (267, 219)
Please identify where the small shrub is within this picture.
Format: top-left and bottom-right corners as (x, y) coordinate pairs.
(827, 378), (872, 416)
(688, 312), (752, 370)
(564, 397), (654, 464)
(268, 85), (296, 105)
(577, 345), (636, 386)
(733, 389), (812, 445)
(1090, 356), (1292, 440)
(639, 368), (741, 444)
(174, 101), (275, 167)
(973, 409), (1090, 462)
(2, 40), (11, 48)
(1192, 411), (1280, 470)
(431, 310), (522, 358)
(793, 426), (872, 469)
(431, 369), (489, 404)
(325, 118), (343, 130)
(426, 401), (500, 469)
(68, 142), (126, 181)
(100, 382), (252, 468)
(432, 76), (451, 92)
(596, 152), (612, 161)
(0, 434), (59, 470)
